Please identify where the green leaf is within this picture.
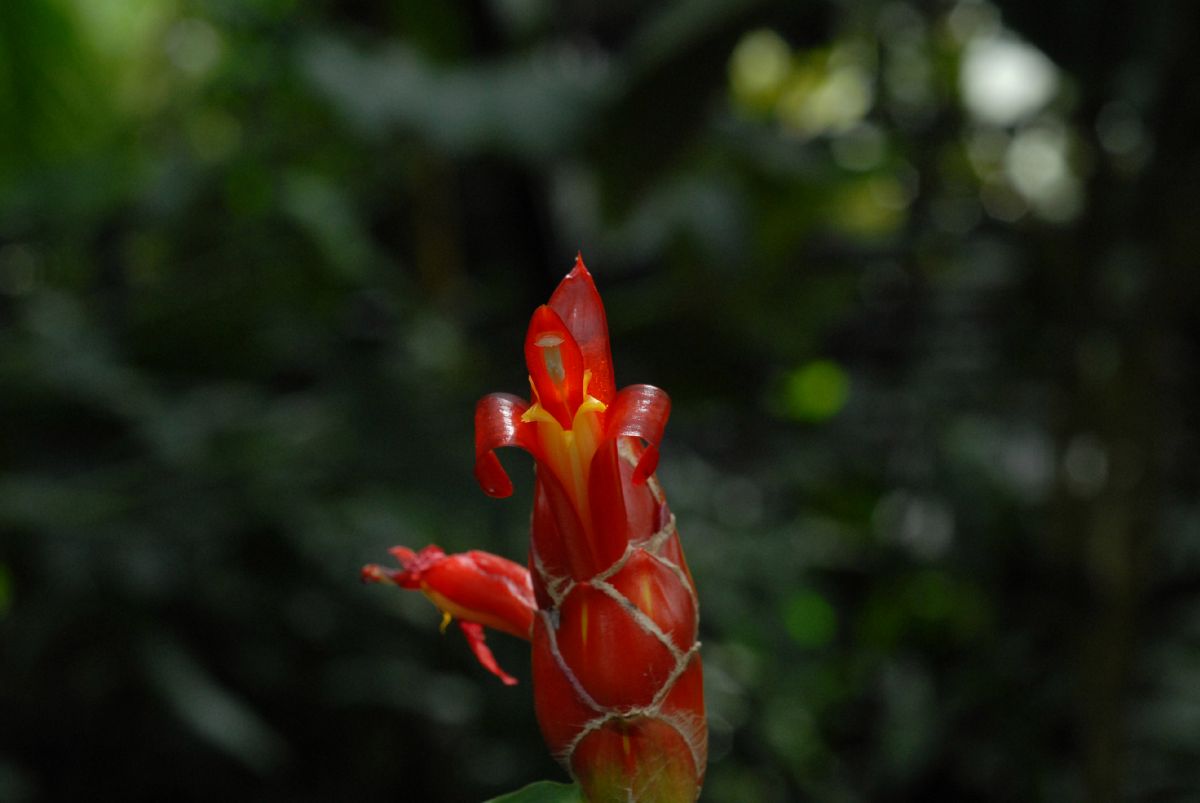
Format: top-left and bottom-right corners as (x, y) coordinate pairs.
(484, 780), (586, 803)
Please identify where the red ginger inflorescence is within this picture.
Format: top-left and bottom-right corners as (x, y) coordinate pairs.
(364, 256), (705, 802)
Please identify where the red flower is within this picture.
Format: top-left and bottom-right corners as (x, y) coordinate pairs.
(363, 545), (534, 686)
(366, 256), (705, 802)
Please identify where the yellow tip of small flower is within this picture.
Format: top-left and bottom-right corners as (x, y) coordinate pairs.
(440, 610), (453, 633)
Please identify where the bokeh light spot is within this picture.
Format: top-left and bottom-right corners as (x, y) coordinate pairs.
(960, 35), (1058, 126)
(729, 30), (792, 112)
(1004, 124), (1083, 222)
(783, 360), (850, 422)
(832, 176), (910, 236)
(780, 62), (873, 138)
(784, 589), (837, 647)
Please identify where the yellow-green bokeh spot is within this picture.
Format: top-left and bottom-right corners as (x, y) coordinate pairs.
(782, 360), (850, 422)
(830, 176), (909, 237)
(783, 589), (837, 648)
(729, 29), (793, 113)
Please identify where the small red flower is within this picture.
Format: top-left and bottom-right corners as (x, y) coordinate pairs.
(363, 546), (534, 685)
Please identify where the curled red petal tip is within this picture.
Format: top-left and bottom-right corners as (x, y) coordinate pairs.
(606, 384), (671, 482)
(474, 393), (540, 498)
(631, 444), (659, 485)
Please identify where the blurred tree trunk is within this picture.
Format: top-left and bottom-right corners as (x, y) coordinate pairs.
(1026, 2), (1200, 799)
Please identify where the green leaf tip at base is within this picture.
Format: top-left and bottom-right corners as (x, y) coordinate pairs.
(483, 780), (585, 803)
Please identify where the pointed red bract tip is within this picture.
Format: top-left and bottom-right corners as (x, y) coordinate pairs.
(549, 254), (616, 405)
(460, 621), (520, 686)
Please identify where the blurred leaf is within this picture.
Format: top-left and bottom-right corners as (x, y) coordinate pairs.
(144, 638), (288, 775)
(484, 780), (584, 803)
(302, 36), (611, 159)
(282, 171), (375, 281)
(0, 475), (131, 531)
(0, 0), (110, 173)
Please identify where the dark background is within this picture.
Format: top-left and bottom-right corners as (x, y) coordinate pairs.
(2, 0), (1199, 800)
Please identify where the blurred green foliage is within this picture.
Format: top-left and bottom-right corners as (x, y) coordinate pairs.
(2, 0), (1200, 801)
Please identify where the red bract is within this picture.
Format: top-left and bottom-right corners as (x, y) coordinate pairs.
(365, 256), (705, 802)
